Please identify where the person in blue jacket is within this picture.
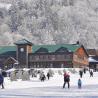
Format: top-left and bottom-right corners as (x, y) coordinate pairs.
(0, 74), (4, 89)
(78, 78), (82, 89)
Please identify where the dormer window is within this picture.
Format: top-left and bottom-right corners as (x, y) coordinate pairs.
(56, 47), (69, 53)
(35, 47), (48, 53)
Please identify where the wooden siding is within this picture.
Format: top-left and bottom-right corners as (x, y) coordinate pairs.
(0, 54), (16, 69)
(27, 45), (32, 53)
(73, 47), (89, 68)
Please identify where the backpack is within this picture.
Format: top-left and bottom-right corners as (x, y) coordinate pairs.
(64, 75), (70, 82)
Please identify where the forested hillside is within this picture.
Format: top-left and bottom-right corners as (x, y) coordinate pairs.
(0, 0), (98, 48)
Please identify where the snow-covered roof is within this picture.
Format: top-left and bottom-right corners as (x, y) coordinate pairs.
(88, 57), (98, 62)
(6, 68), (16, 72)
(23, 68), (30, 71)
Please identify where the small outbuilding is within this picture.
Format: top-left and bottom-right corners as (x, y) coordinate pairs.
(88, 56), (98, 71)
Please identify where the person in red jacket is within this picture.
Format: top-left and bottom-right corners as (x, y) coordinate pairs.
(63, 72), (70, 89)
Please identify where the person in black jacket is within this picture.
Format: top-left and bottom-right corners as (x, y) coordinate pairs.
(79, 70), (83, 78)
(0, 74), (4, 89)
(90, 70), (93, 77)
(2, 71), (7, 77)
(63, 72), (70, 88)
(47, 72), (50, 80)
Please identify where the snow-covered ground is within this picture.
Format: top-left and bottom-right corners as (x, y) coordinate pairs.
(0, 68), (98, 98)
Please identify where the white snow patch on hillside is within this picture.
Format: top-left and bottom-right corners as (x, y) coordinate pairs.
(0, 3), (11, 9)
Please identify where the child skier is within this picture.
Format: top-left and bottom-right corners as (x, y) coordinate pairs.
(78, 78), (82, 89)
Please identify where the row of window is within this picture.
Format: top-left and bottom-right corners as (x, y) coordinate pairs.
(29, 54), (72, 61)
(29, 62), (72, 68)
(74, 54), (87, 61)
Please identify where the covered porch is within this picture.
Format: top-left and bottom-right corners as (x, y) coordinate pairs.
(28, 61), (73, 68)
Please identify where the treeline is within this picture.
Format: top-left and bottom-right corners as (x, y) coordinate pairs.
(0, 0), (98, 48)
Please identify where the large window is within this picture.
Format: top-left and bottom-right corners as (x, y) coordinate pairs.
(40, 55), (44, 60)
(51, 55), (55, 60)
(35, 55), (40, 60)
(45, 55), (49, 60)
(67, 61), (72, 65)
(56, 55), (62, 59)
(29, 56), (33, 61)
(65, 55), (71, 60)
(48, 55), (52, 60)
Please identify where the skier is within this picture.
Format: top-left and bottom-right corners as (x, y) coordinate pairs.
(63, 72), (70, 89)
(83, 68), (86, 74)
(90, 70), (93, 77)
(47, 72), (50, 80)
(78, 78), (82, 89)
(40, 72), (46, 81)
(2, 70), (7, 77)
(79, 70), (83, 78)
(0, 74), (4, 89)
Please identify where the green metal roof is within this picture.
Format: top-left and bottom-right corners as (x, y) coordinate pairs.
(32, 44), (81, 53)
(0, 44), (81, 55)
(0, 46), (16, 55)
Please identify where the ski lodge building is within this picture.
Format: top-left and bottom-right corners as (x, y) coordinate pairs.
(0, 39), (89, 69)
